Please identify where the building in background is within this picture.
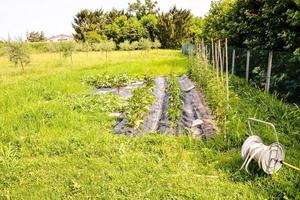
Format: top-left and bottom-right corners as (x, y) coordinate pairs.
(46, 34), (74, 42)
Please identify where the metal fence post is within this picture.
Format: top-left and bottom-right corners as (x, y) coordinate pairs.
(265, 51), (273, 93)
(246, 50), (250, 82)
(231, 49), (235, 75)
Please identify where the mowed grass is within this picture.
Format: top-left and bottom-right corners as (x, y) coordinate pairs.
(0, 50), (298, 199)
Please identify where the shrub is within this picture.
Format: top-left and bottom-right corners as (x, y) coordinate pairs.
(152, 39), (161, 49)
(130, 41), (140, 50)
(119, 40), (131, 51)
(139, 38), (152, 51)
(7, 41), (30, 70)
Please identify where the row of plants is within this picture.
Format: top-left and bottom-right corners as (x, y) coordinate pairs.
(167, 75), (182, 131)
(124, 84), (155, 130)
(85, 73), (153, 89)
(0, 38), (161, 54)
(188, 52), (300, 199)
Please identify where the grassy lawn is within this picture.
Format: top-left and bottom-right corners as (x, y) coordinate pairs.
(0, 50), (299, 199)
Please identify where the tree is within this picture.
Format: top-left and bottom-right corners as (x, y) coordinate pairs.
(141, 14), (158, 41)
(27, 31), (45, 42)
(7, 41), (30, 70)
(157, 6), (192, 48)
(72, 9), (106, 42)
(128, 0), (158, 19)
(189, 17), (204, 44)
(123, 17), (148, 42)
(59, 42), (75, 63)
(100, 40), (116, 61)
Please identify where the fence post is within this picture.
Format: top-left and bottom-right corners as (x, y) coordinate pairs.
(225, 38), (229, 102)
(231, 49), (235, 75)
(218, 40), (223, 80)
(246, 50), (250, 82)
(265, 51), (273, 93)
(215, 42), (219, 80)
(211, 39), (215, 69)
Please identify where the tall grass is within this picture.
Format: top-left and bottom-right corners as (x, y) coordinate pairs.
(188, 53), (300, 199)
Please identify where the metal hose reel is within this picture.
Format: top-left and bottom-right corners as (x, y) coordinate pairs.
(240, 118), (285, 174)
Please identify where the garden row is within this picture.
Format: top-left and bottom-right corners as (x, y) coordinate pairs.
(85, 73), (217, 137)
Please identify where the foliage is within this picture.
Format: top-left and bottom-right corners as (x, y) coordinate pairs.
(203, 0), (300, 51)
(7, 42), (30, 69)
(72, 9), (106, 42)
(58, 42), (75, 62)
(130, 41), (140, 50)
(72, 1), (196, 48)
(26, 31), (45, 42)
(202, 0), (300, 103)
(86, 73), (135, 88)
(119, 40), (131, 51)
(125, 85), (155, 129)
(152, 39), (161, 49)
(128, 0), (158, 19)
(188, 17), (204, 44)
(157, 6), (192, 48)
(167, 75), (182, 130)
(188, 54), (300, 199)
(138, 38), (152, 50)
(140, 14), (158, 41)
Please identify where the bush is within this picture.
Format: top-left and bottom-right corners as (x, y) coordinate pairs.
(7, 41), (30, 70)
(119, 40), (131, 51)
(130, 41), (140, 50)
(152, 39), (161, 49)
(139, 38), (151, 51)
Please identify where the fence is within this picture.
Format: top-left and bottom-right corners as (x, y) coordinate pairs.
(183, 41), (300, 104)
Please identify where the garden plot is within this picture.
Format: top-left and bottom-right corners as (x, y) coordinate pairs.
(88, 74), (217, 137)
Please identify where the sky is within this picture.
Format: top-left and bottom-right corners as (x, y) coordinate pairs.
(0, 0), (212, 40)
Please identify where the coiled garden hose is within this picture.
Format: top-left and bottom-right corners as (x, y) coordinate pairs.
(240, 118), (300, 174)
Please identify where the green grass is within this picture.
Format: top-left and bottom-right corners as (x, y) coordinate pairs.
(0, 50), (299, 199)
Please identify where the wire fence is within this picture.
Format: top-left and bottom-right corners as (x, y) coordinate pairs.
(182, 42), (300, 104)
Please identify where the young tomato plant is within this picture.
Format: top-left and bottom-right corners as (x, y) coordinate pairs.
(168, 75), (182, 131)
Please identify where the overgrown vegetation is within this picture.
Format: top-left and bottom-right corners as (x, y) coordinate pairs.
(201, 0), (300, 103)
(188, 53), (300, 199)
(167, 75), (182, 131)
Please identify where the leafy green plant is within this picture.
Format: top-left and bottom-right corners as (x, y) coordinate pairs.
(58, 42), (75, 63)
(167, 75), (182, 130)
(86, 73), (134, 89)
(7, 41), (30, 70)
(139, 38), (152, 51)
(152, 39), (161, 49)
(125, 85), (155, 130)
(119, 40), (131, 51)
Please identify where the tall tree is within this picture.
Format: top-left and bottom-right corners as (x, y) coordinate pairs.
(72, 9), (106, 42)
(140, 14), (158, 41)
(128, 0), (158, 19)
(26, 31), (45, 42)
(157, 6), (192, 48)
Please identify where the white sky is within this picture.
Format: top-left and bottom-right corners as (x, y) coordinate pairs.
(0, 0), (212, 40)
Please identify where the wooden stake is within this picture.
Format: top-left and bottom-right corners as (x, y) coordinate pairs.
(211, 39), (215, 69)
(265, 51), (273, 93)
(218, 40), (223, 80)
(215, 42), (219, 79)
(225, 38), (229, 102)
(246, 50), (250, 82)
(231, 49), (235, 75)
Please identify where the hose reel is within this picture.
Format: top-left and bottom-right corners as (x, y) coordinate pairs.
(240, 118), (299, 174)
